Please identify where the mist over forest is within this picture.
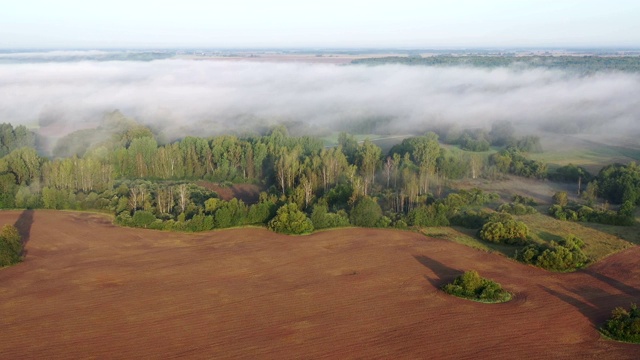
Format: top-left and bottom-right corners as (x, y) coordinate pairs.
(1, 54), (639, 146)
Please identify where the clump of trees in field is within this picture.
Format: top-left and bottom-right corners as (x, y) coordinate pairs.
(548, 191), (635, 226)
(268, 203), (314, 235)
(442, 270), (511, 303)
(496, 202), (537, 215)
(489, 147), (547, 179)
(515, 235), (588, 271)
(597, 163), (640, 205)
(0, 224), (22, 267)
(601, 304), (640, 343)
(478, 213), (530, 245)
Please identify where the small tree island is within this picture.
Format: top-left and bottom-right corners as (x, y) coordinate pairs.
(442, 270), (512, 303)
(601, 304), (640, 344)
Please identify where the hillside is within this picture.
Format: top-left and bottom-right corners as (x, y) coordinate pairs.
(0, 210), (638, 358)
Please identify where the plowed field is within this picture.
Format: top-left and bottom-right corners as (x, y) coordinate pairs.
(0, 210), (638, 359)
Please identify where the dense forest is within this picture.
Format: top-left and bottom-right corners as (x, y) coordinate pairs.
(0, 112), (638, 258)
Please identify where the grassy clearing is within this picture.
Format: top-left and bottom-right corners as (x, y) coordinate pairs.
(531, 138), (640, 173)
(517, 213), (634, 263)
(419, 210), (636, 266)
(418, 226), (519, 258)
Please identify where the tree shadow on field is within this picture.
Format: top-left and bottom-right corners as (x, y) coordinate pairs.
(541, 283), (635, 329)
(537, 231), (564, 244)
(540, 285), (599, 328)
(413, 255), (461, 288)
(581, 269), (640, 298)
(14, 209), (34, 256)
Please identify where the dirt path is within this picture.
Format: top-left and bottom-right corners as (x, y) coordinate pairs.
(0, 210), (638, 359)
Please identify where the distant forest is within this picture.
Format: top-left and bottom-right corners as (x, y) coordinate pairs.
(352, 56), (640, 73)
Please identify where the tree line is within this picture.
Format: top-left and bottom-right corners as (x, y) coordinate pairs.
(0, 116), (636, 237)
(352, 55), (640, 74)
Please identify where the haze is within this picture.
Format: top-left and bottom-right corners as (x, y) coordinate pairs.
(2, 1), (640, 48)
(1, 57), (639, 140)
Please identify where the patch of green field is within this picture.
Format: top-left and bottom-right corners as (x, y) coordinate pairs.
(420, 211), (636, 266)
(418, 226), (518, 258)
(517, 213), (634, 263)
(530, 143), (640, 173)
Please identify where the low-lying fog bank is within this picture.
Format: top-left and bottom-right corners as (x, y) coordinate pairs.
(1, 59), (638, 139)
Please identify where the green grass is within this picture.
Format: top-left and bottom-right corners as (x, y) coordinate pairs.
(517, 213), (634, 263)
(530, 143), (640, 173)
(419, 210), (636, 266)
(418, 226), (519, 258)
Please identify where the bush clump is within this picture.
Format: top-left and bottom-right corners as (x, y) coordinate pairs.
(449, 209), (491, 229)
(0, 224), (22, 267)
(601, 304), (640, 343)
(349, 196), (383, 228)
(310, 203), (350, 230)
(442, 270), (512, 303)
(515, 235), (588, 271)
(268, 203), (314, 235)
(496, 202), (537, 215)
(549, 201), (635, 226)
(478, 213), (529, 245)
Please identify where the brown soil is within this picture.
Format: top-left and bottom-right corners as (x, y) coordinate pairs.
(0, 210), (638, 359)
(196, 181), (262, 204)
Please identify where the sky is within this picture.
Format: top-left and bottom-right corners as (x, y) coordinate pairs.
(1, 0), (639, 49)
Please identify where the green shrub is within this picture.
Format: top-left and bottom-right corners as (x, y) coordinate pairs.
(549, 203), (634, 226)
(515, 235), (588, 271)
(394, 219), (408, 229)
(497, 202), (537, 215)
(131, 211), (156, 228)
(512, 194), (537, 206)
(349, 196), (383, 228)
(311, 204), (350, 229)
(601, 304), (640, 343)
(375, 216), (392, 228)
(478, 213), (529, 245)
(449, 209), (491, 229)
(246, 201), (276, 225)
(456, 188), (500, 206)
(442, 270), (511, 303)
(408, 204), (450, 227)
(268, 203), (314, 235)
(0, 224), (22, 267)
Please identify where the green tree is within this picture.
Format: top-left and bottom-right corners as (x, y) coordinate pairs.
(413, 132), (440, 194)
(268, 203), (314, 235)
(553, 191), (569, 207)
(601, 304), (640, 343)
(0, 224), (22, 266)
(310, 203), (350, 229)
(442, 270), (511, 303)
(356, 139), (381, 196)
(478, 213), (529, 245)
(349, 196), (383, 227)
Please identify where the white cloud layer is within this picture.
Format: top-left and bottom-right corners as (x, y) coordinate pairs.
(1, 60), (638, 137)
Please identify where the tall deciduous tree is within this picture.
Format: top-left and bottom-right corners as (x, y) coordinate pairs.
(356, 139), (381, 196)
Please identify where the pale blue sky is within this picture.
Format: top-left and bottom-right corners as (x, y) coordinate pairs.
(1, 0), (639, 48)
